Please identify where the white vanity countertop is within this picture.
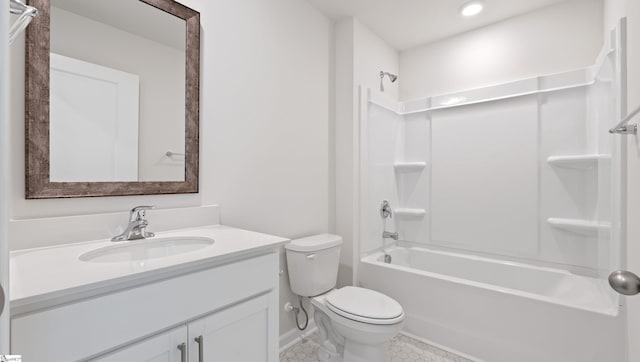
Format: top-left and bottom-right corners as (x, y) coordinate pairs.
(10, 225), (289, 315)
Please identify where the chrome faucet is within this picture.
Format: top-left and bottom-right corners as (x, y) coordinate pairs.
(112, 206), (155, 242)
(380, 200), (393, 219)
(382, 231), (398, 240)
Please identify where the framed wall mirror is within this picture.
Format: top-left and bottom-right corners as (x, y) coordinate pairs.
(25, 0), (200, 198)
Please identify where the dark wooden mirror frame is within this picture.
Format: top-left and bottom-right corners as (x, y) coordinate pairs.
(25, 0), (200, 199)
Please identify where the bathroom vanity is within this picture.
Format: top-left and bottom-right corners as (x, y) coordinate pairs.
(9, 225), (287, 361)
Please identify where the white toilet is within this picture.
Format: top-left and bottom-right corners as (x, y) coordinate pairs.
(285, 234), (404, 362)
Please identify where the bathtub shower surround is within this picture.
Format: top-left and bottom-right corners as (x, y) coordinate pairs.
(361, 63), (621, 275)
(358, 22), (627, 362)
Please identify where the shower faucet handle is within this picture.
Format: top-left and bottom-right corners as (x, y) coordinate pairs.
(380, 200), (393, 219)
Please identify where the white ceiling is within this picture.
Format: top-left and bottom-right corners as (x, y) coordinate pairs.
(304, 0), (573, 51)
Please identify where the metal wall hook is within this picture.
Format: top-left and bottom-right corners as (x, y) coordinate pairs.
(165, 151), (185, 157)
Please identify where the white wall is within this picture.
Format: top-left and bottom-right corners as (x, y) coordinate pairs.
(400, 0), (604, 100)
(10, 0), (332, 340)
(334, 17), (399, 285)
(192, 0), (332, 338)
(334, 18), (356, 287)
(353, 20), (400, 100)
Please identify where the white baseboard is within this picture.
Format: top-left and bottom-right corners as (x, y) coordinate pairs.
(399, 330), (484, 362)
(279, 321), (317, 352)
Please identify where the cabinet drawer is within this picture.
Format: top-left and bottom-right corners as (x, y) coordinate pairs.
(12, 252), (278, 361)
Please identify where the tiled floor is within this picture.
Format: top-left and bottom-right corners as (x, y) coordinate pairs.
(280, 332), (474, 362)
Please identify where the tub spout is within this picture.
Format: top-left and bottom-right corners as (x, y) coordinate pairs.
(383, 231), (398, 240)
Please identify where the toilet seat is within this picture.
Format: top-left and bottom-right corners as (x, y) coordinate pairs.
(325, 287), (404, 325)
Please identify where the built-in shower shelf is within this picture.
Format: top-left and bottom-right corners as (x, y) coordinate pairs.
(394, 208), (427, 218)
(547, 218), (611, 235)
(546, 154), (610, 169)
(394, 162), (427, 172)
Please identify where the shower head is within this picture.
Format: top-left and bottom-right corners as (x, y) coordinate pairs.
(380, 71), (398, 82)
(379, 71), (398, 92)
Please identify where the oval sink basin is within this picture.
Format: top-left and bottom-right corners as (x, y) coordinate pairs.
(79, 237), (214, 263)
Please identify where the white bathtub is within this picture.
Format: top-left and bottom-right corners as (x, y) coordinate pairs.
(360, 246), (625, 362)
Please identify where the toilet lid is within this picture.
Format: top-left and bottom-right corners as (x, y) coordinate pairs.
(326, 287), (404, 325)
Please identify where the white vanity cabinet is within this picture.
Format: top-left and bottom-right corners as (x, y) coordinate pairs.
(11, 251), (280, 362)
(93, 293), (275, 362)
(187, 293), (275, 362)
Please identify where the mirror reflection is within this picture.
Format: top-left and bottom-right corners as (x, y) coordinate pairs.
(49, 0), (186, 182)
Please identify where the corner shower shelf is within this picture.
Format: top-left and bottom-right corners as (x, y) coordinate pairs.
(547, 218), (611, 235)
(394, 208), (427, 218)
(394, 162), (427, 172)
(546, 154), (610, 169)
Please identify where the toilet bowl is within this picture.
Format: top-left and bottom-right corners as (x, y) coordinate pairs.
(312, 287), (404, 362)
(284, 234), (404, 362)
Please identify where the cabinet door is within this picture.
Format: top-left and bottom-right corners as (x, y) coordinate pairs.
(91, 326), (187, 362)
(188, 293), (277, 362)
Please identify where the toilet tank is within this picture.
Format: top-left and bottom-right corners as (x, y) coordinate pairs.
(285, 234), (342, 297)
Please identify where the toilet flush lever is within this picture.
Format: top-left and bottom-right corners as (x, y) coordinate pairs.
(306, 254), (317, 260)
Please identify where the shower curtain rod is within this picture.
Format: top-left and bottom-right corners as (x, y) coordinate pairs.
(609, 103), (640, 135)
(9, 0), (38, 45)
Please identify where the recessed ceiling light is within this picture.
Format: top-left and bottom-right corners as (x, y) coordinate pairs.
(461, 1), (484, 17)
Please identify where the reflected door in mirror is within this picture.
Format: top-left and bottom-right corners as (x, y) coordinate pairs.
(50, 0), (186, 182)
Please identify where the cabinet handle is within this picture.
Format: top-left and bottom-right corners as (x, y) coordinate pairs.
(0, 284), (5, 317)
(195, 335), (204, 362)
(177, 342), (187, 362)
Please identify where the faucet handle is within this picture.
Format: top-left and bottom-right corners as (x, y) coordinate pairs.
(130, 205), (155, 220)
(131, 205), (155, 212)
(380, 200), (393, 219)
